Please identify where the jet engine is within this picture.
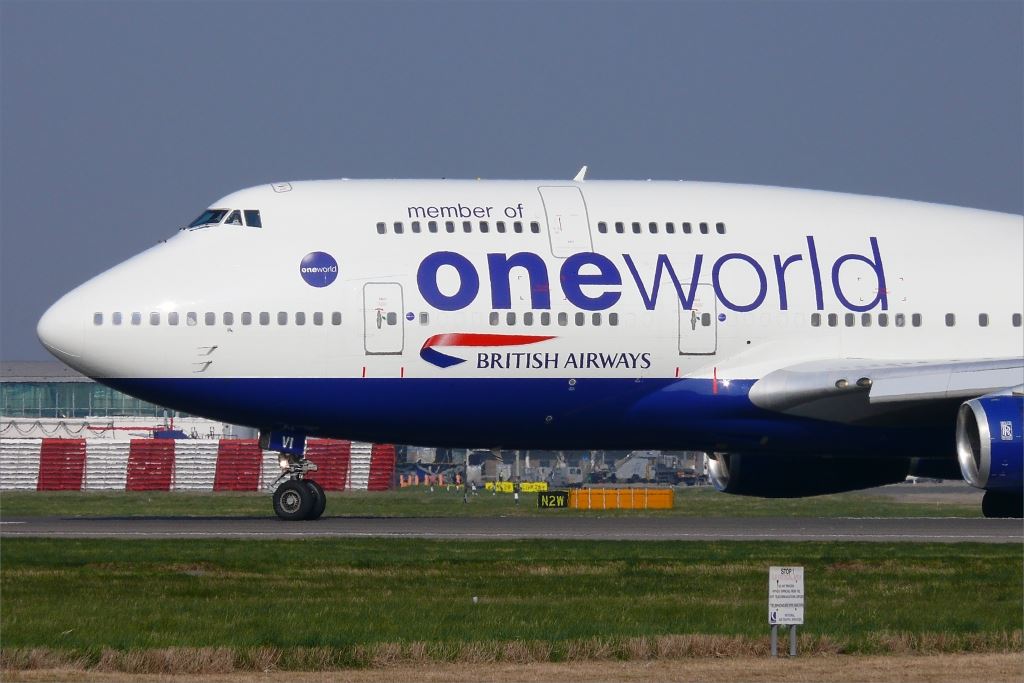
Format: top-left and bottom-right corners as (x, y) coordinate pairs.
(955, 389), (1023, 518)
(706, 453), (909, 498)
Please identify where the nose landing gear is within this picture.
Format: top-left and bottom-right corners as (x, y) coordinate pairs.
(262, 430), (326, 521)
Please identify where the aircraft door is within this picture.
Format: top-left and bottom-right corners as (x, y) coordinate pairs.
(538, 186), (593, 257)
(363, 283), (404, 355)
(678, 284), (717, 355)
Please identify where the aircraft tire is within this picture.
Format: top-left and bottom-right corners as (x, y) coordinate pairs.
(305, 479), (327, 520)
(273, 480), (314, 521)
(982, 491), (1023, 519)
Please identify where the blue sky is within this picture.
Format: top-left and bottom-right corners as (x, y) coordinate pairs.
(2, 0), (1021, 359)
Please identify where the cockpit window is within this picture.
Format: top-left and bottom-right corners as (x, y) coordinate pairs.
(244, 210), (262, 228)
(188, 209), (228, 228)
(225, 210), (243, 226)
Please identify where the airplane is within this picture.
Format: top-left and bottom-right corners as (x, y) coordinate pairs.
(36, 172), (1023, 520)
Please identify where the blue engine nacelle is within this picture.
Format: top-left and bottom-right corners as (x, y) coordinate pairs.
(955, 389), (1023, 517)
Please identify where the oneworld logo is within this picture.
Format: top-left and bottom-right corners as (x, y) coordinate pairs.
(299, 251), (339, 287)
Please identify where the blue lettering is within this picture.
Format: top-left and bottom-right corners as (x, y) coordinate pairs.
(713, 253), (768, 312)
(487, 252), (550, 309)
(417, 251), (479, 311)
(772, 253), (803, 311)
(831, 236), (888, 312)
(561, 253), (622, 311)
(622, 254), (703, 310)
(806, 236), (825, 310)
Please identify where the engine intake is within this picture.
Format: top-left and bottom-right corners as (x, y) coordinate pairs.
(955, 391), (1023, 493)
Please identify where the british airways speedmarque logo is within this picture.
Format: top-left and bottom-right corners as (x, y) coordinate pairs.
(420, 333), (555, 368)
(299, 251), (339, 287)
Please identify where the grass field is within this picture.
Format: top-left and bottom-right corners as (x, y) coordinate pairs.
(1, 538), (1019, 673)
(0, 484), (982, 519)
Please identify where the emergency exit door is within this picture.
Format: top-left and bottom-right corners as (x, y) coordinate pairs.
(538, 186), (593, 257)
(363, 283), (404, 355)
(678, 284), (717, 355)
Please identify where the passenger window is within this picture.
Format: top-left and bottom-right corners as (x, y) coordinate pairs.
(428, 221), (438, 233)
(541, 312), (551, 326)
(1014, 313), (1023, 327)
(716, 222), (726, 234)
(131, 312), (141, 326)
(844, 313), (855, 327)
(575, 312), (585, 326)
(811, 313), (821, 327)
(609, 312), (619, 326)
(861, 313), (871, 327)
(496, 221), (506, 233)
(93, 313), (103, 326)
(682, 222), (692, 234)
(446, 221), (456, 233)
(530, 221), (540, 233)
(648, 222), (658, 234)
(506, 312), (516, 325)
(665, 222), (675, 234)
(295, 312), (306, 326)
(878, 313), (888, 327)
(241, 312), (252, 326)
(632, 222), (641, 234)
(978, 313), (988, 327)
(243, 210), (262, 228)
(386, 312), (397, 325)
(259, 312), (270, 326)
(393, 222), (404, 234)
(912, 313), (922, 327)
(895, 313), (905, 327)
(513, 221), (524, 233)
(277, 312), (288, 325)
(313, 312), (323, 326)
(524, 312), (534, 326)
(615, 222), (625, 234)
(203, 312), (214, 325)
(489, 312), (499, 326)
(411, 221), (421, 234)
(945, 313), (955, 327)
(480, 221), (489, 233)
(463, 221), (472, 233)
(331, 312), (342, 325)
(112, 312), (122, 326)
(168, 312), (179, 326)
(558, 312), (568, 326)
(593, 312), (601, 326)
(701, 313), (711, 326)
(187, 312), (197, 326)
(827, 313), (838, 327)
(699, 222), (709, 235)
(419, 312), (429, 325)
(598, 222), (608, 234)
(376, 222), (386, 234)
(225, 210), (243, 226)
(150, 312), (160, 325)
(223, 312), (234, 325)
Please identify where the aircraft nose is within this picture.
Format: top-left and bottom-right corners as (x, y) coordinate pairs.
(37, 293), (84, 361)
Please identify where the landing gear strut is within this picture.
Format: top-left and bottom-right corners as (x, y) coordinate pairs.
(262, 429), (326, 521)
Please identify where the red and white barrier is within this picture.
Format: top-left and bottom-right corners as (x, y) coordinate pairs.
(0, 438), (396, 492)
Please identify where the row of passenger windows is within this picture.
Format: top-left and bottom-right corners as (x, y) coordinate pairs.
(489, 311), (621, 327)
(186, 208), (262, 229)
(378, 220), (542, 235)
(811, 312), (1023, 328)
(93, 311), (343, 327)
(598, 221), (726, 235)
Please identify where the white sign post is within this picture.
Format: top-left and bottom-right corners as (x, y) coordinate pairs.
(768, 566), (804, 656)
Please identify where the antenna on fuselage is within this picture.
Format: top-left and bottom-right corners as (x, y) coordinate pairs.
(573, 165), (588, 182)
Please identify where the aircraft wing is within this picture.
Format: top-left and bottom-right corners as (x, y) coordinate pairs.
(748, 358), (1024, 424)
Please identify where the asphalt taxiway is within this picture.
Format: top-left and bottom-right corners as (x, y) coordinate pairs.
(1, 515), (1019, 543)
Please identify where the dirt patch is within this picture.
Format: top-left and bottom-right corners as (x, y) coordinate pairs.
(4, 654), (1022, 683)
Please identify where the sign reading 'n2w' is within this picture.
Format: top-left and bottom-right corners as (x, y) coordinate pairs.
(769, 566), (804, 625)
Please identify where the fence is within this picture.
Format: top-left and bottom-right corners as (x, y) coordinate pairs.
(0, 438), (395, 492)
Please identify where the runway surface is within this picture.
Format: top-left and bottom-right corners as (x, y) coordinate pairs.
(1, 515), (1020, 543)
